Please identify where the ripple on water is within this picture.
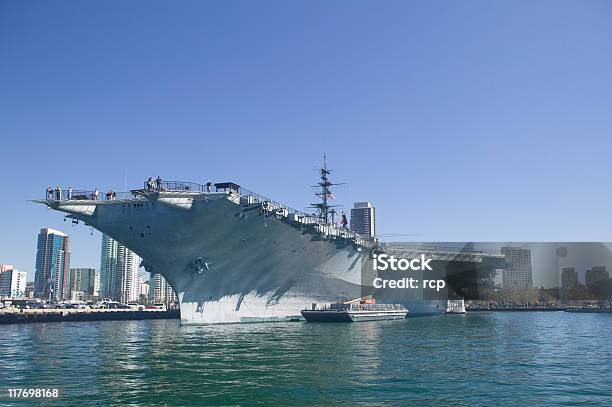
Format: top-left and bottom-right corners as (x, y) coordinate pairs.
(1, 314), (612, 406)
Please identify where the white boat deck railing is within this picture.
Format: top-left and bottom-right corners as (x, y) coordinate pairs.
(316, 303), (406, 312)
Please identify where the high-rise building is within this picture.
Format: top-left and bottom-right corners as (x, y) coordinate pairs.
(350, 202), (376, 239)
(0, 264), (13, 273)
(99, 235), (140, 303)
(585, 266), (609, 286)
(139, 279), (150, 300)
(69, 268), (97, 298)
(492, 269), (504, 288)
(0, 264), (14, 295)
(34, 228), (70, 301)
(501, 247), (533, 289)
(150, 273), (177, 305)
(0, 269), (27, 298)
(93, 271), (100, 297)
(561, 267), (578, 290)
(25, 281), (35, 298)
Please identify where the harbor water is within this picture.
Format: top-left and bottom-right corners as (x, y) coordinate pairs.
(1, 312), (611, 406)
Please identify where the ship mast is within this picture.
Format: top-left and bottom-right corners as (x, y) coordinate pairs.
(310, 154), (344, 224)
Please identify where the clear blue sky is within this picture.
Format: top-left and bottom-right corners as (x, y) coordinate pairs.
(1, 1), (612, 280)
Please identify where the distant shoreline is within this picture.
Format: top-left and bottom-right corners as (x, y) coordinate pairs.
(0, 308), (180, 324)
(468, 307), (612, 313)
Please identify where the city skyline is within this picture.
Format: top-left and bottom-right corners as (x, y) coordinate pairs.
(6, 225), (612, 289)
(1, 228), (178, 303)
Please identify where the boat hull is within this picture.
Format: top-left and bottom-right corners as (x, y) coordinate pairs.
(301, 309), (408, 322)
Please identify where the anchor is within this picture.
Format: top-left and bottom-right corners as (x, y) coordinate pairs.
(190, 256), (212, 279)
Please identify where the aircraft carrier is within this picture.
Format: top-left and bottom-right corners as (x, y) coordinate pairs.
(37, 161), (505, 324)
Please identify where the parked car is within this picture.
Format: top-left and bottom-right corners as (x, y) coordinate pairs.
(145, 303), (167, 311)
(128, 302), (145, 311)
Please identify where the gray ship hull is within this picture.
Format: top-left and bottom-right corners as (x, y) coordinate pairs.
(44, 191), (383, 323)
(40, 187), (453, 323)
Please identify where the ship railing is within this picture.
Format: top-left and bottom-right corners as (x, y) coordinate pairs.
(144, 181), (206, 193)
(137, 180), (369, 244)
(348, 304), (405, 311)
(238, 186), (370, 245)
(44, 189), (147, 202)
(238, 186), (290, 212)
(381, 243), (499, 256)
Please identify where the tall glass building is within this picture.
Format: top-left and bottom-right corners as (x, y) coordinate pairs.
(350, 202), (376, 239)
(68, 267), (97, 299)
(100, 234), (140, 303)
(150, 273), (177, 305)
(34, 228), (70, 301)
(501, 247), (533, 289)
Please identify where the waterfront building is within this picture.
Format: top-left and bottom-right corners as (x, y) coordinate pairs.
(69, 268), (97, 298)
(99, 234), (140, 303)
(139, 279), (150, 300)
(0, 264), (13, 273)
(70, 290), (87, 301)
(585, 266), (609, 286)
(25, 281), (35, 298)
(492, 269), (504, 288)
(350, 202), (376, 239)
(93, 271), (100, 297)
(151, 273), (177, 305)
(34, 228), (70, 301)
(501, 247), (533, 289)
(561, 267), (578, 290)
(0, 264), (14, 296)
(0, 269), (27, 298)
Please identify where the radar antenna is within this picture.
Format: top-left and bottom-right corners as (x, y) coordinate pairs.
(310, 154), (345, 224)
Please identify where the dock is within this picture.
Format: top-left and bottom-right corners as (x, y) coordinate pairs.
(0, 308), (180, 324)
(467, 307), (568, 312)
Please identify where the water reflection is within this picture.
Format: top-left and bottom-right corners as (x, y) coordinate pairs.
(1, 314), (611, 406)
